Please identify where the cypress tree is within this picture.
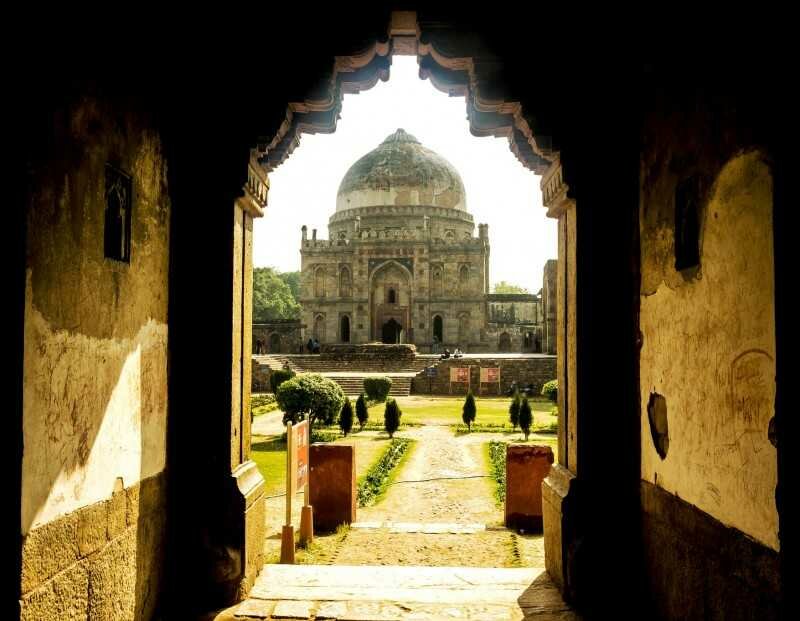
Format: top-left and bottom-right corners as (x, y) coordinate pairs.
(384, 398), (401, 438)
(509, 390), (521, 430)
(462, 391), (477, 431)
(355, 393), (369, 430)
(519, 397), (533, 441)
(339, 398), (354, 436)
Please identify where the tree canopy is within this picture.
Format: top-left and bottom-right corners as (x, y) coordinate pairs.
(253, 267), (301, 322)
(492, 281), (530, 294)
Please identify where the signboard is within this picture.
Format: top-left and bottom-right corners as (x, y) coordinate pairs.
(480, 367), (501, 383)
(450, 367), (470, 383)
(294, 419), (309, 488)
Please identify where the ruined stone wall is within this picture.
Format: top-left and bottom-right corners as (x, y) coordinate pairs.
(638, 88), (779, 616)
(412, 356), (556, 395)
(20, 96), (170, 619)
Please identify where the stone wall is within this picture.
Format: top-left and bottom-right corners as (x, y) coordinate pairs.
(412, 356), (556, 395)
(21, 96), (170, 618)
(638, 79), (779, 617)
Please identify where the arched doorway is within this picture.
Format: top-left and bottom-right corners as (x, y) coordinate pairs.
(382, 318), (402, 343)
(313, 314), (325, 342)
(269, 332), (281, 353)
(340, 315), (351, 343)
(498, 332), (511, 352)
(433, 314), (443, 344)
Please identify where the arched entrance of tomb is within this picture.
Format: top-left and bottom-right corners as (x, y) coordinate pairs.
(340, 315), (351, 343)
(381, 318), (402, 344)
(369, 260), (412, 343)
(269, 332), (281, 353)
(499, 332), (512, 351)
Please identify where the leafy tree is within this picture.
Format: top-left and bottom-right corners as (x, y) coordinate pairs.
(541, 379), (558, 402)
(276, 373), (345, 430)
(384, 398), (402, 438)
(339, 398), (354, 436)
(270, 368), (295, 393)
(278, 270), (301, 299)
(519, 397), (533, 441)
(252, 267), (301, 322)
(355, 393), (369, 430)
(462, 391), (477, 431)
(509, 390), (521, 430)
(492, 281), (530, 294)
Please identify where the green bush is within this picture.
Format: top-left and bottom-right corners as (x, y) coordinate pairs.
(509, 390), (521, 430)
(276, 373), (345, 430)
(519, 397), (533, 440)
(355, 393), (369, 430)
(541, 379), (558, 402)
(357, 438), (412, 506)
(363, 376), (392, 402)
(462, 391), (477, 431)
(487, 441), (507, 504)
(384, 398), (402, 438)
(339, 398), (354, 436)
(270, 368), (296, 393)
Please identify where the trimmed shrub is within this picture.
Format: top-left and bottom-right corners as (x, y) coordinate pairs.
(355, 393), (369, 430)
(519, 397), (533, 440)
(384, 398), (402, 438)
(339, 398), (354, 436)
(509, 391), (521, 430)
(462, 391), (477, 431)
(270, 368), (296, 393)
(541, 379), (558, 402)
(363, 376), (392, 402)
(276, 373), (345, 429)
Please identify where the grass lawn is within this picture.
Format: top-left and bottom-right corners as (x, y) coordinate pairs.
(368, 395), (557, 429)
(250, 432), (393, 497)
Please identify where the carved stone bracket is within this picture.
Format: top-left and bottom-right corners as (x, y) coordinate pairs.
(255, 11), (559, 178)
(541, 156), (575, 219)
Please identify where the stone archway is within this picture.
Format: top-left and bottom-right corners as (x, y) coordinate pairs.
(499, 332), (512, 351)
(269, 332), (281, 353)
(381, 318), (402, 344)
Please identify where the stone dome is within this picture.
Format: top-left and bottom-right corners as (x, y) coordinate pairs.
(336, 129), (467, 212)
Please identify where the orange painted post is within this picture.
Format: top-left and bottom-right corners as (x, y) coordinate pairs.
(296, 420), (314, 545)
(280, 421), (296, 563)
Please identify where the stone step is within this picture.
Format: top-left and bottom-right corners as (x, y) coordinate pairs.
(228, 564), (576, 620)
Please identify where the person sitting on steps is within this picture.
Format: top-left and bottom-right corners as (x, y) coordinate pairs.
(440, 348), (450, 360)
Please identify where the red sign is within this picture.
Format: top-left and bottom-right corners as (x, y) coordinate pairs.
(294, 420), (309, 488)
(450, 367), (470, 383)
(481, 367), (500, 383)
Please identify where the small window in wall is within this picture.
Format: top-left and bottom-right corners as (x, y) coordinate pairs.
(674, 176), (701, 271)
(104, 164), (132, 262)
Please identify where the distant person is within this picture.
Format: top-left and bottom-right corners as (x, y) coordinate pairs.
(453, 348), (463, 358)
(440, 348), (450, 360)
(307, 338), (313, 353)
(313, 338), (321, 354)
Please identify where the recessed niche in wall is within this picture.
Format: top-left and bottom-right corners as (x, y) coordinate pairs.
(104, 164), (132, 262)
(674, 176), (701, 271)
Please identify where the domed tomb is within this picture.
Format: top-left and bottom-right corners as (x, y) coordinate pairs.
(335, 128), (467, 212)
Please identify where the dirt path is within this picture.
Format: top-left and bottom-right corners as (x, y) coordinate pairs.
(330, 427), (537, 567)
(359, 425), (500, 525)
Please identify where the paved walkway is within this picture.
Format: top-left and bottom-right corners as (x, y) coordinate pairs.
(220, 564), (578, 620)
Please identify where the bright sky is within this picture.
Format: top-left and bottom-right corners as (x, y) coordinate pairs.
(253, 56), (556, 293)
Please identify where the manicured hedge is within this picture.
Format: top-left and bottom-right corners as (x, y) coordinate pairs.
(363, 376), (392, 401)
(541, 379), (558, 401)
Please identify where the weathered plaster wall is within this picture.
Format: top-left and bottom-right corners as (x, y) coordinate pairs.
(640, 151), (777, 550)
(21, 96), (170, 617)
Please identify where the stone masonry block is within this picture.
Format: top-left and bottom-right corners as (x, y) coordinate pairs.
(310, 444), (356, 532)
(505, 444), (554, 532)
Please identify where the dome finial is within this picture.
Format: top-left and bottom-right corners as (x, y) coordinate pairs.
(382, 128), (419, 144)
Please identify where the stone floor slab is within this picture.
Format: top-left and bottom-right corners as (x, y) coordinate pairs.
(271, 599), (312, 619)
